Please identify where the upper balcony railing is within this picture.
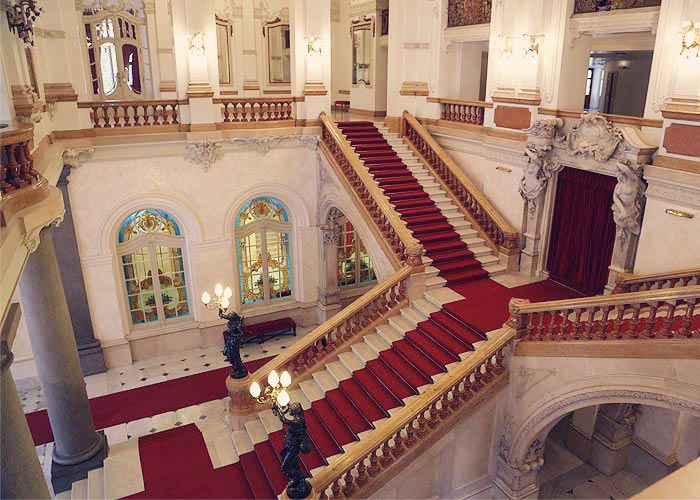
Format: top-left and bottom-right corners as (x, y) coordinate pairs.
(573, 0), (661, 14)
(508, 286), (700, 341)
(214, 96), (302, 128)
(401, 111), (521, 258)
(78, 99), (181, 129)
(1, 122), (52, 226)
(447, 0), (492, 27)
(538, 108), (663, 129)
(319, 112), (424, 268)
(613, 268), (700, 293)
(427, 98), (491, 127)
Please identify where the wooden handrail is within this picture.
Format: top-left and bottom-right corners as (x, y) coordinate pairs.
(614, 268), (700, 293)
(249, 266), (412, 384)
(426, 97), (494, 108)
(212, 96), (304, 104)
(401, 110), (520, 254)
(537, 108), (663, 129)
(319, 112), (423, 265)
(310, 327), (514, 498)
(508, 286), (700, 341)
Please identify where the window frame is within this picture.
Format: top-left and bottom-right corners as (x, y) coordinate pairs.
(336, 218), (376, 289)
(116, 210), (192, 332)
(216, 17), (234, 86)
(234, 198), (294, 308)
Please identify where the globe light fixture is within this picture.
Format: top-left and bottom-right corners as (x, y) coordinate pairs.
(250, 369), (294, 414)
(305, 35), (323, 56)
(679, 20), (700, 57)
(186, 32), (206, 56)
(201, 284), (248, 378)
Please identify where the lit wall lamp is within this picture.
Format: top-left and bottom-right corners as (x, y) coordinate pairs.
(521, 34), (544, 58)
(305, 35), (323, 56)
(679, 20), (700, 57)
(617, 60), (630, 71)
(186, 32), (206, 56)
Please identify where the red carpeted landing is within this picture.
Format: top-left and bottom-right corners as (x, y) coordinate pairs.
(25, 356), (273, 446)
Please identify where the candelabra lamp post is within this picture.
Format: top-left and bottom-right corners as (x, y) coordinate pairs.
(251, 371), (316, 500)
(201, 283), (255, 429)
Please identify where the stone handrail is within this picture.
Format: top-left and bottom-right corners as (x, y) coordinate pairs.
(426, 97), (492, 126)
(508, 286), (700, 341)
(213, 96), (302, 123)
(310, 327), (514, 498)
(319, 112), (423, 266)
(78, 99), (180, 128)
(537, 108), (663, 129)
(613, 268), (700, 293)
(1, 121), (51, 225)
(401, 111), (520, 255)
(250, 266), (412, 384)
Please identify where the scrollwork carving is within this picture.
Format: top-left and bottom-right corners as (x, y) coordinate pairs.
(185, 140), (223, 171)
(612, 160), (645, 248)
(62, 148), (95, 168)
(562, 113), (624, 162)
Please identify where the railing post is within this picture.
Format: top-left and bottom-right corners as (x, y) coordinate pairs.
(506, 298), (530, 339)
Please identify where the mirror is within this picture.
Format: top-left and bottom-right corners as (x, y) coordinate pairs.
(216, 21), (232, 85)
(267, 23), (291, 84)
(352, 24), (372, 86)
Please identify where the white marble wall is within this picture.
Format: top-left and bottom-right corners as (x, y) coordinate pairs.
(635, 165), (700, 274)
(370, 388), (506, 500)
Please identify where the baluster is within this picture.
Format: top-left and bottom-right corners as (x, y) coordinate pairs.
(611, 305), (625, 339)
(16, 141), (34, 183)
(356, 458), (368, 486)
(525, 313), (535, 340)
(493, 348), (506, 374)
(222, 102), (231, 122)
(342, 469), (355, 496)
(679, 301), (695, 338)
(545, 311), (557, 340)
(595, 305), (611, 339)
(416, 408), (428, 436)
(368, 449), (380, 476)
(480, 359), (494, 383)
(583, 307), (595, 339)
(440, 103), (447, 120)
(643, 303), (659, 338)
(391, 430), (405, 458)
(172, 103), (179, 124)
(534, 313), (546, 341)
(380, 439), (393, 466)
(5, 144), (25, 189)
(428, 401), (441, 427)
(661, 302), (677, 338)
(472, 367), (483, 391)
(477, 107), (484, 125)
(330, 480), (342, 499)
(625, 304), (641, 338)
(1, 154), (13, 194)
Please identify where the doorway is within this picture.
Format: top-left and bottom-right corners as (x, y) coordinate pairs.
(546, 168), (617, 295)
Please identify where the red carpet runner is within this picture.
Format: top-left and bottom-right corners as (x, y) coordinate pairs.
(25, 357), (273, 446)
(41, 121), (584, 498)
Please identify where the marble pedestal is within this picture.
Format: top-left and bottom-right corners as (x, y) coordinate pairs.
(226, 373), (257, 430)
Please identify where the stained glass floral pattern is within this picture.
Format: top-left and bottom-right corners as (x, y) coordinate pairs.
(118, 209), (189, 326)
(235, 197), (292, 305)
(337, 220), (375, 287)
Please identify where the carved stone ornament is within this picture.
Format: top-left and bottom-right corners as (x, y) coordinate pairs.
(562, 113), (624, 162)
(515, 366), (557, 400)
(612, 160), (645, 247)
(22, 216), (64, 253)
(185, 140), (223, 171)
(321, 207), (342, 246)
(62, 148), (95, 168)
(519, 118), (563, 214)
(226, 135), (319, 156)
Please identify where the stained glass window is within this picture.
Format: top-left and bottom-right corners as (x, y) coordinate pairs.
(235, 197), (292, 305)
(337, 220), (375, 287)
(117, 209), (189, 327)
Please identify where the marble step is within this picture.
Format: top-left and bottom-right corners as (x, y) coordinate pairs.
(70, 478), (87, 500)
(87, 467), (104, 500)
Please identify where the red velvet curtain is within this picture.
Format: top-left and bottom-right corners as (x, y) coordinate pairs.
(547, 167), (617, 295)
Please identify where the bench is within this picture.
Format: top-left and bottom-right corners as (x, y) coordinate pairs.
(334, 100), (350, 112)
(240, 317), (297, 345)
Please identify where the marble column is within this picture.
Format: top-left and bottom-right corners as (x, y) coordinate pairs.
(589, 403), (640, 475)
(1, 337), (51, 499)
(19, 229), (108, 493)
(53, 165), (105, 376)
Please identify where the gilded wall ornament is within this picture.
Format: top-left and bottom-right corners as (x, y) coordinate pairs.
(185, 140), (223, 171)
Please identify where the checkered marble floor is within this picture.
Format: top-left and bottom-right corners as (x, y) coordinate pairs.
(19, 327), (315, 414)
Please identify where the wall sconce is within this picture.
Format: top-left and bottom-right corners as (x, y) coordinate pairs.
(521, 34), (544, 58)
(186, 32), (205, 56)
(305, 36), (323, 56)
(617, 60), (630, 71)
(496, 35), (514, 57)
(679, 20), (700, 57)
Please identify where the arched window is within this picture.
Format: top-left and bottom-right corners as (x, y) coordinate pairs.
(117, 209), (190, 326)
(82, 0), (150, 99)
(235, 197), (292, 305)
(337, 220), (375, 287)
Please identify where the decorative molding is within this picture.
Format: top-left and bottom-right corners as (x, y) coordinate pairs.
(11, 85), (43, 124)
(612, 160), (645, 247)
(508, 389), (700, 468)
(562, 112), (624, 162)
(22, 216), (64, 253)
(43, 83), (78, 103)
(225, 135), (320, 156)
(34, 28), (65, 39)
(645, 182), (700, 208)
(400, 81), (429, 96)
(444, 23), (490, 50)
(321, 207), (342, 246)
(403, 42), (430, 49)
(515, 366), (557, 400)
(519, 117), (563, 214)
(186, 82), (214, 98)
(157, 48), (173, 53)
(242, 49), (256, 55)
(185, 140), (223, 171)
(62, 148), (95, 168)
(569, 7), (660, 48)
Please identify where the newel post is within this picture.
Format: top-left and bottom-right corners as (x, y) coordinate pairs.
(405, 244), (426, 301)
(506, 298), (530, 340)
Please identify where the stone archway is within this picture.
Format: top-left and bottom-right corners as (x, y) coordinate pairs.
(495, 386), (700, 499)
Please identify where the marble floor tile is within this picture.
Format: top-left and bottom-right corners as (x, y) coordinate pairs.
(103, 439), (144, 499)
